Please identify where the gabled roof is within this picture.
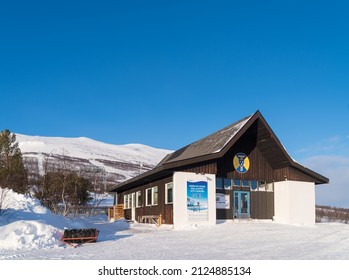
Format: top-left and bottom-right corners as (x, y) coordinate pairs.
(163, 114), (252, 164)
(109, 111), (329, 192)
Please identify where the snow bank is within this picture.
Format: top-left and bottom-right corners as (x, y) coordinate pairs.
(1, 188), (47, 213)
(0, 188), (74, 250)
(0, 220), (62, 250)
(0, 188), (71, 229)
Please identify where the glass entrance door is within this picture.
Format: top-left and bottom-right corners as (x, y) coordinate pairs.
(234, 191), (250, 219)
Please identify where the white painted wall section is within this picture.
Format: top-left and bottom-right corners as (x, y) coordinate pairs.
(173, 172), (216, 229)
(274, 181), (315, 226)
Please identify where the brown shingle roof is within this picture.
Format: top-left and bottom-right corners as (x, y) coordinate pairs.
(162, 114), (252, 164)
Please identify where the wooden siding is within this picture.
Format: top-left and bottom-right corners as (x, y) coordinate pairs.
(118, 175), (174, 224)
(274, 166), (318, 183)
(216, 125), (318, 183)
(250, 191), (274, 219)
(217, 140), (275, 181)
(175, 159), (217, 174)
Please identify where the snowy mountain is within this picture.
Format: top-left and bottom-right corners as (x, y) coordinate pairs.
(16, 134), (172, 188)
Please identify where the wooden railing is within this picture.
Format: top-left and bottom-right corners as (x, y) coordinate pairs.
(108, 204), (124, 221)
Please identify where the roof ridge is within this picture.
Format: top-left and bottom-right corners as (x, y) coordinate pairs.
(161, 113), (254, 165)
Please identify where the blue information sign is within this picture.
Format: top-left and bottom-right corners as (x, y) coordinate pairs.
(187, 180), (209, 222)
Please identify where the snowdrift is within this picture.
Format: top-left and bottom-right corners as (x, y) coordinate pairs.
(0, 188), (73, 250)
(0, 220), (62, 250)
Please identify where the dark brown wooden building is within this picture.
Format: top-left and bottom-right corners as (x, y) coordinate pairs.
(109, 111), (328, 227)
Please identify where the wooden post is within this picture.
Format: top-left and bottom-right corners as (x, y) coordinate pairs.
(108, 208), (110, 222)
(158, 214), (162, 227)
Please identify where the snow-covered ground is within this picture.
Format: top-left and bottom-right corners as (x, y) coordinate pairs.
(1, 188), (349, 260)
(2, 219), (349, 260)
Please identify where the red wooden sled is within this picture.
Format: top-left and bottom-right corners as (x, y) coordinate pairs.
(61, 228), (99, 248)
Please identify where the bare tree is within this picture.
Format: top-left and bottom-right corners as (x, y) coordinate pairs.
(33, 149), (92, 217)
(55, 148), (70, 216)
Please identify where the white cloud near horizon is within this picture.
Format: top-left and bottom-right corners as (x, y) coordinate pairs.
(296, 135), (348, 156)
(294, 134), (349, 207)
(302, 155), (349, 208)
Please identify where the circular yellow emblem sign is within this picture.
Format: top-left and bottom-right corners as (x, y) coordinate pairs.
(233, 153), (250, 173)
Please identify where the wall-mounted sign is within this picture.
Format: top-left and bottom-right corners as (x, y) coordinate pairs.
(216, 193), (230, 209)
(187, 180), (208, 222)
(233, 152), (250, 173)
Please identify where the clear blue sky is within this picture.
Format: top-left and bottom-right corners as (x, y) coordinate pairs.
(1, 1), (349, 205)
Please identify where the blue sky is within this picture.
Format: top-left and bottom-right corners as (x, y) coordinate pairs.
(1, 1), (349, 206)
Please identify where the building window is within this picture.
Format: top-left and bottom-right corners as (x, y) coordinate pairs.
(242, 180), (250, 187)
(146, 186), (158, 206)
(146, 188), (152, 206)
(165, 182), (173, 204)
(124, 194), (129, 209)
(129, 193), (133, 208)
(136, 191), (142, 207)
(216, 178), (223, 189)
(250, 181), (259, 190)
(124, 194), (132, 209)
(224, 178), (232, 190)
(152, 186), (158, 205)
(233, 180), (241, 187)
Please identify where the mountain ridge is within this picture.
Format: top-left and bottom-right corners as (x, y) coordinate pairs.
(16, 133), (172, 189)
